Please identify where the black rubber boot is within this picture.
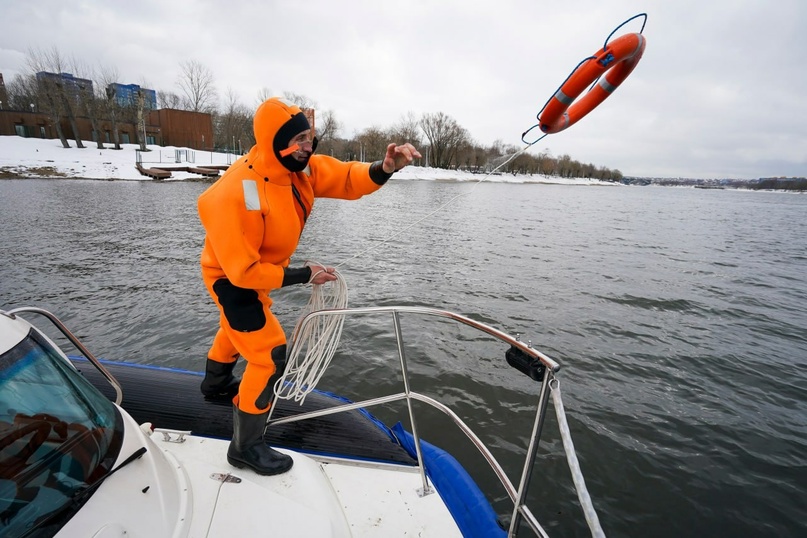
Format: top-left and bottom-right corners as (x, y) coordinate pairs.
(227, 406), (293, 476)
(200, 359), (240, 400)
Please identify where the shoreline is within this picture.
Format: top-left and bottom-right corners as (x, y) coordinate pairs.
(3, 169), (803, 192)
(3, 136), (801, 190)
(0, 135), (617, 186)
(0, 172), (616, 186)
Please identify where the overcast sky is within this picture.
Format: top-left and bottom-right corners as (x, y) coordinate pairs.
(1, 0), (805, 180)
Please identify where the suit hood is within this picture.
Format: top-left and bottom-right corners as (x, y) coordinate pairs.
(253, 97), (311, 174)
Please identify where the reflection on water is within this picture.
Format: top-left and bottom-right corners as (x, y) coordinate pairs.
(1, 179), (806, 537)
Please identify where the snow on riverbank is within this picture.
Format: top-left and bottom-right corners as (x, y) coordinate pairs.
(0, 135), (615, 185)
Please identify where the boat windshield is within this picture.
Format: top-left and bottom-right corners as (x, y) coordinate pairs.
(0, 328), (122, 536)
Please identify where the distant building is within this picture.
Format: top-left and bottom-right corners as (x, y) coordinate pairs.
(0, 70), (210, 149)
(108, 83), (157, 110)
(147, 108), (213, 149)
(35, 72), (94, 99)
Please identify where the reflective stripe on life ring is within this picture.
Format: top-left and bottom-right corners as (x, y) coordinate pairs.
(539, 32), (646, 134)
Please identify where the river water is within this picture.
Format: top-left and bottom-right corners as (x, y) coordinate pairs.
(1, 178), (805, 537)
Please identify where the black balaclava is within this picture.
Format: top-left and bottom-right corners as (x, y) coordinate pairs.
(272, 110), (311, 172)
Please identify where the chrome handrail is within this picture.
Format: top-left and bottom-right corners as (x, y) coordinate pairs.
(3, 307), (124, 405)
(272, 305), (560, 537)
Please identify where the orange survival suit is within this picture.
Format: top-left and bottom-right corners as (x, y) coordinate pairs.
(197, 97), (393, 475)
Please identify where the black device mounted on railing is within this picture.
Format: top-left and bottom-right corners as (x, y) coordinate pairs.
(505, 345), (546, 382)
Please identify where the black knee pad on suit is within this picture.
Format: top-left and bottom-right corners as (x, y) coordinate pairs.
(255, 344), (287, 409)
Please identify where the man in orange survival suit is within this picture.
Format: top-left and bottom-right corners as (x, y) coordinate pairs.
(197, 97), (421, 475)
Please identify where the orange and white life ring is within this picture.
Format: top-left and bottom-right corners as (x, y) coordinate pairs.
(539, 32), (646, 134)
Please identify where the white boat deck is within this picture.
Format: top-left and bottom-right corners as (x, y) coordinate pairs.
(4, 306), (562, 538)
(57, 410), (462, 537)
(166, 428), (462, 537)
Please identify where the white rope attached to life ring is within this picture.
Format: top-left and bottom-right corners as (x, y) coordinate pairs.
(550, 379), (606, 538)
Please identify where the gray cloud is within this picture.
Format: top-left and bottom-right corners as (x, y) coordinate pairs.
(1, 0), (805, 179)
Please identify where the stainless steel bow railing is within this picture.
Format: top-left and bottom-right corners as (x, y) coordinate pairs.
(267, 305), (561, 538)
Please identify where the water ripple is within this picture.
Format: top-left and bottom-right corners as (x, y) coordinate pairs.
(2, 180), (806, 537)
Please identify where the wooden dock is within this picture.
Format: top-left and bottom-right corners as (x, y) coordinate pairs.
(135, 163), (172, 180)
(135, 164), (226, 180)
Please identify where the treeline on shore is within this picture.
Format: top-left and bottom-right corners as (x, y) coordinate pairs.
(2, 49), (624, 181)
(749, 178), (807, 191)
(623, 176), (807, 191)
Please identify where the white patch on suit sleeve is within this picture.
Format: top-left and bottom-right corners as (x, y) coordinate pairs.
(242, 180), (260, 211)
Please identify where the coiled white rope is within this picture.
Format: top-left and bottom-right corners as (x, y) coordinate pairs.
(551, 379), (606, 538)
(273, 264), (348, 403)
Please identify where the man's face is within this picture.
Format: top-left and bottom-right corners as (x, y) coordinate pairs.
(288, 129), (313, 162)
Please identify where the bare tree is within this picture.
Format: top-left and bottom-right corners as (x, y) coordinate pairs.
(316, 109), (340, 140)
(47, 48), (87, 148)
(557, 154), (573, 178)
(215, 88), (253, 152)
(98, 65), (122, 149)
(456, 139), (487, 172)
(57, 84), (85, 148)
(389, 112), (422, 148)
(134, 90), (147, 151)
(314, 109), (341, 156)
(510, 145), (534, 174)
(419, 112), (469, 169)
(538, 151), (555, 176)
(15, 65), (67, 146)
(177, 60), (218, 113)
(68, 61), (107, 150)
(6, 74), (38, 112)
(281, 92), (317, 110)
(157, 90), (183, 109)
(355, 126), (389, 162)
(78, 81), (104, 149)
(25, 47), (85, 148)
